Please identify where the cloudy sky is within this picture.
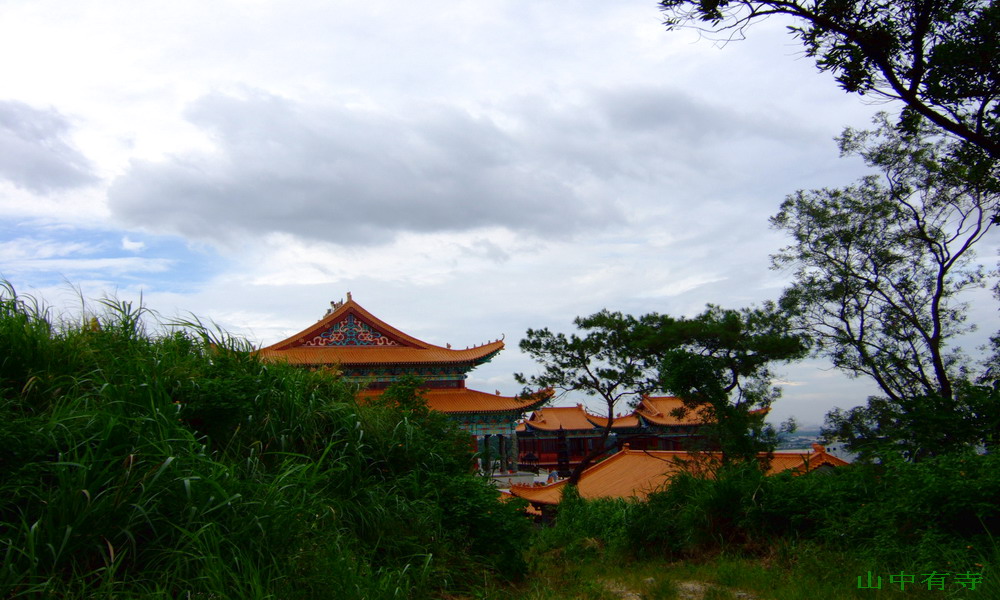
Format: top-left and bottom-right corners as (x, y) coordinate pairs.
(4, 0), (988, 426)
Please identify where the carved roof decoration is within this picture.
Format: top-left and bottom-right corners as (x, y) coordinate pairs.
(259, 295), (504, 367)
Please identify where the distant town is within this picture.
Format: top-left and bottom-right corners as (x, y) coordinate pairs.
(775, 426), (824, 450)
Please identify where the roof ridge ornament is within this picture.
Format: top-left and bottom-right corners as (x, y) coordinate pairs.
(324, 292), (353, 317)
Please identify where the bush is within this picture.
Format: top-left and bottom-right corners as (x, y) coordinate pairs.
(628, 461), (770, 557)
(530, 486), (637, 562)
(759, 452), (1000, 568)
(534, 449), (999, 575)
(627, 451), (1000, 569)
(0, 285), (529, 598)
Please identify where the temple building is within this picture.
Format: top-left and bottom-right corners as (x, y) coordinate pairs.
(516, 396), (711, 474)
(510, 444), (850, 510)
(258, 294), (550, 468)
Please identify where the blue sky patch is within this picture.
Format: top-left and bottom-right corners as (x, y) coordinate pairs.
(0, 221), (224, 294)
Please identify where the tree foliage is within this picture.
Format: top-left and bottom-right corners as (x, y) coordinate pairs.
(636, 304), (808, 463)
(771, 115), (999, 459)
(659, 0), (1000, 159)
(516, 311), (655, 485)
(517, 305), (806, 478)
(822, 383), (1000, 461)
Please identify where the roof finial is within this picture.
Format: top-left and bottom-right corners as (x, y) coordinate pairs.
(346, 291), (352, 302)
(325, 298), (345, 316)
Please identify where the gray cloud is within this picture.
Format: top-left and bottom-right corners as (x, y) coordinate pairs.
(108, 90), (626, 245)
(107, 86), (850, 248)
(0, 100), (97, 192)
(462, 238), (511, 263)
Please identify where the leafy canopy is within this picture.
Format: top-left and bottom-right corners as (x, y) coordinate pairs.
(516, 310), (655, 484)
(771, 114), (999, 460)
(517, 305), (807, 475)
(636, 304), (808, 463)
(659, 0), (1000, 159)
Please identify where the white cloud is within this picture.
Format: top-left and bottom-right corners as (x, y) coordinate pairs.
(0, 236), (97, 261)
(4, 256), (172, 275)
(0, 234), (173, 283)
(121, 236), (146, 252)
(0, 0), (923, 425)
(107, 90), (628, 245)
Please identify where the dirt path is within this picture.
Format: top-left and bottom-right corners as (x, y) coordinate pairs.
(602, 578), (760, 600)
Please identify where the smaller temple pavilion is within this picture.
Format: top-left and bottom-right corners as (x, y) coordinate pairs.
(516, 396), (711, 474)
(258, 294), (550, 469)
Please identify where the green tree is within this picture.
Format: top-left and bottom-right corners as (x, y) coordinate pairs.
(516, 311), (655, 485)
(516, 306), (806, 482)
(771, 115), (999, 460)
(658, 0), (1000, 159)
(636, 304), (808, 463)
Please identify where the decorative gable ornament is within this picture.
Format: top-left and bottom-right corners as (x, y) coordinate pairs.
(304, 314), (400, 347)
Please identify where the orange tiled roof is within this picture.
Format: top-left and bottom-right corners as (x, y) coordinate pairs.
(510, 445), (850, 505)
(770, 443), (851, 474)
(358, 387), (552, 415)
(510, 449), (702, 504)
(519, 404), (637, 432)
(588, 413), (642, 428)
(634, 396), (711, 426)
(519, 398), (712, 432)
(258, 296), (504, 366)
(500, 490), (542, 516)
(422, 388), (551, 414)
(521, 405), (595, 431)
(258, 342), (504, 366)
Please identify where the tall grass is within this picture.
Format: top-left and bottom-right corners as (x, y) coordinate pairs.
(524, 449), (999, 598)
(0, 282), (528, 598)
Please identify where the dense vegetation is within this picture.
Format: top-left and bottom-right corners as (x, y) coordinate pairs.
(3, 281), (998, 599)
(530, 458), (1000, 599)
(0, 284), (527, 599)
(517, 2), (1000, 592)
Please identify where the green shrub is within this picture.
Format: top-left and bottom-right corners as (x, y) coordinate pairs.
(627, 461), (769, 557)
(758, 453), (1000, 567)
(0, 284), (529, 598)
(530, 485), (637, 562)
(618, 450), (1000, 570)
